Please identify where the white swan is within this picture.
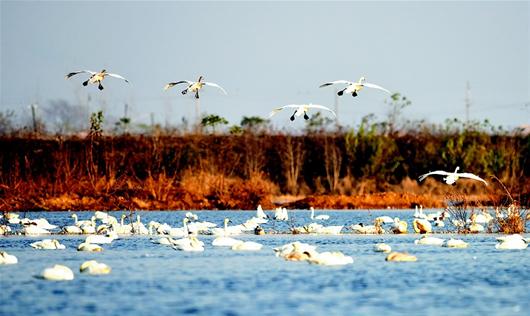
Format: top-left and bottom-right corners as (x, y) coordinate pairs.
(185, 212), (199, 221)
(351, 218), (384, 234)
(80, 260), (111, 275)
(443, 238), (469, 248)
(30, 239), (66, 250)
(132, 215), (149, 235)
(22, 224), (51, 236)
(385, 252), (417, 262)
(77, 242), (103, 252)
(374, 243), (392, 253)
(172, 236), (205, 252)
(85, 234), (116, 244)
(412, 218), (432, 234)
(274, 241), (318, 259)
(273, 207), (289, 221)
(212, 219), (242, 246)
(231, 241), (263, 251)
(0, 251), (18, 264)
(256, 205), (268, 219)
(151, 236), (176, 245)
(319, 77), (391, 97)
(419, 167), (488, 185)
(310, 207), (329, 220)
(38, 264), (74, 281)
(414, 235), (445, 246)
(164, 75), (227, 99)
(495, 234), (528, 250)
(65, 69), (129, 90)
(29, 218), (57, 230)
(269, 104), (336, 121)
(392, 217), (408, 234)
(308, 251), (353, 266)
(413, 205), (427, 219)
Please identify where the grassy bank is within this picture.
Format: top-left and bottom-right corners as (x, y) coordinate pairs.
(0, 129), (528, 211)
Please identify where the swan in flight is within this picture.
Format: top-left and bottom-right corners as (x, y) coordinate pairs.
(418, 167), (488, 185)
(310, 207), (329, 220)
(319, 77), (391, 97)
(65, 69), (129, 90)
(164, 75), (227, 99)
(269, 104), (336, 121)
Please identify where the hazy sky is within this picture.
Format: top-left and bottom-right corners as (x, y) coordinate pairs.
(1, 1), (529, 130)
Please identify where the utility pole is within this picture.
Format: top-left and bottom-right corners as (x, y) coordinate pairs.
(465, 81), (472, 124)
(30, 103), (38, 133)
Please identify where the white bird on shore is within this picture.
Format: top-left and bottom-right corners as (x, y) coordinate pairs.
(269, 104), (336, 121)
(38, 264), (74, 281)
(319, 77), (391, 97)
(418, 167), (488, 185)
(164, 75), (227, 99)
(310, 207), (329, 220)
(65, 69), (129, 90)
(30, 239), (66, 250)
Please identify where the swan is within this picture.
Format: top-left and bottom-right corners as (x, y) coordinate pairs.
(374, 243), (392, 253)
(185, 212), (199, 221)
(164, 75), (227, 99)
(71, 214), (93, 227)
(22, 224), (51, 235)
(269, 104), (336, 121)
(414, 235), (444, 246)
(319, 77), (391, 97)
(469, 222), (485, 233)
(392, 217), (408, 234)
(30, 239), (66, 250)
(0, 225), (11, 235)
(256, 205), (268, 219)
(495, 234), (528, 250)
(62, 224), (82, 234)
(231, 241), (263, 251)
(212, 219), (242, 246)
(0, 251), (18, 264)
(470, 210), (493, 224)
(80, 260), (111, 275)
(172, 236), (205, 252)
(412, 218), (432, 234)
(418, 167), (488, 185)
(376, 215), (394, 224)
(310, 207), (329, 220)
(29, 218), (57, 230)
(38, 264), (74, 281)
(443, 238), (469, 248)
(308, 251), (353, 266)
(273, 207), (289, 221)
(351, 218), (384, 234)
(65, 69), (129, 90)
(172, 219), (205, 247)
(274, 242), (318, 259)
(385, 252), (417, 262)
(413, 205), (427, 219)
(293, 223), (343, 235)
(112, 214), (133, 235)
(132, 215), (149, 235)
(77, 242), (103, 252)
(5, 212), (20, 224)
(151, 236), (176, 245)
(85, 234), (116, 244)
(254, 225), (265, 235)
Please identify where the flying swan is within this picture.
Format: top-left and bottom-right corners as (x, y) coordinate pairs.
(65, 69), (129, 90)
(319, 77), (391, 97)
(418, 167), (488, 185)
(269, 104), (336, 121)
(164, 76), (227, 99)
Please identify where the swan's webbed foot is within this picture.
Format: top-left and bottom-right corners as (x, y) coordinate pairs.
(98, 83), (104, 90)
(352, 91), (358, 97)
(195, 92), (200, 99)
(181, 89), (188, 95)
(304, 113), (310, 120)
(82, 81), (89, 86)
(290, 115), (295, 121)
(337, 90), (344, 96)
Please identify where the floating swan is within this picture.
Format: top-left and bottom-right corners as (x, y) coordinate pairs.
(151, 236), (176, 245)
(132, 215), (149, 235)
(269, 104), (336, 121)
(212, 219), (242, 246)
(172, 236), (204, 252)
(256, 205), (268, 220)
(274, 241), (317, 259)
(495, 234), (528, 250)
(414, 235), (444, 246)
(273, 207), (289, 221)
(418, 167), (488, 185)
(374, 243), (392, 253)
(443, 238), (469, 248)
(65, 69), (129, 90)
(164, 76), (227, 99)
(30, 239), (66, 250)
(185, 212), (199, 221)
(231, 241), (263, 251)
(351, 218), (384, 234)
(0, 251), (18, 264)
(38, 264), (74, 281)
(376, 215), (394, 224)
(413, 205), (427, 219)
(85, 234), (116, 244)
(307, 251), (353, 266)
(80, 260), (111, 275)
(392, 217), (408, 234)
(385, 252), (417, 262)
(310, 207), (329, 220)
(319, 77), (391, 97)
(77, 242), (103, 252)
(62, 224), (82, 234)
(29, 218), (57, 230)
(22, 224), (51, 236)
(412, 218), (432, 234)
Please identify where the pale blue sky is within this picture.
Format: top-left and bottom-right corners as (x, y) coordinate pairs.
(1, 1), (529, 130)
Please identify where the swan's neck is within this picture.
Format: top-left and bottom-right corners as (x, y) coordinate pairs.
(310, 208), (314, 219)
(72, 215), (77, 224)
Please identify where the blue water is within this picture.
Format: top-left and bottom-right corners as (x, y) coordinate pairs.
(1, 210), (529, 316)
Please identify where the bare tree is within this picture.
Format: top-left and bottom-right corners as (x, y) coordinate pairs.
(281, 136), (305, 194)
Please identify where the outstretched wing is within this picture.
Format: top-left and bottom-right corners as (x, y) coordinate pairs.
(418, 170), (450, 182)
(363, 82), (391, 94)
(319, 80), (353, 88)
(164, 80), (192, 90)
(307, 104), (337, 117)
(268, 104), (299, 118)
(65, 70), (96, 79)
(458, 173), (488, 185)
(106, 73), (129, 83)
(204, 82), (227, 95)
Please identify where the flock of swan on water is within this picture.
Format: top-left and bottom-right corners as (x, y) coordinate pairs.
(1, 201), (528, 280)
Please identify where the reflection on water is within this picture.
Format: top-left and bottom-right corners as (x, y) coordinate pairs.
(1, 210), (529, 316)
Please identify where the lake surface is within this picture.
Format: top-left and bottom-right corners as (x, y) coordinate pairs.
(1, 210), (529, 316)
